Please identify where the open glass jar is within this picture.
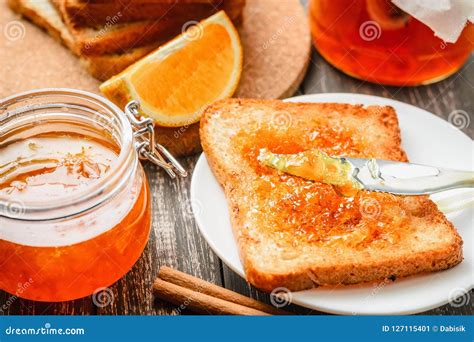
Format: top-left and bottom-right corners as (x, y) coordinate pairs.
(0, 89), (185, 302)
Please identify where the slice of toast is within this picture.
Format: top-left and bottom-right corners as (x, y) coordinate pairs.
(7, 0), (75, 50)
(200, 99), (463, 292)
(51, 0), (244, 55)
(80, 44), (160, 81)
(9, 0), (245, 78)
(51, 0), (183, 56)
(7, 0), (163, 80)
(58, 0), (245, 28)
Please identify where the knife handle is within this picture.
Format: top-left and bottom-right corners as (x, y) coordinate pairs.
(348, 158), (473, 195)
(419, 169), (474, 194)
(433, 191), (474, 213)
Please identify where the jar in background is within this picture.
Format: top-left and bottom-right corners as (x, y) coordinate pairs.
(309, 0), (473, 86)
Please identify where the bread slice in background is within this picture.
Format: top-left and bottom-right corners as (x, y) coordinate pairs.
(51, 0), (200, 56)
(201, 99), (463, 292)
(7, 0), (163, 80)
(9, 0), (245, 79)
(81, 44), (160, 81)
(51, 0), (244, 55)
(7, 0), (75, 49)
(59, 0), (245, 28)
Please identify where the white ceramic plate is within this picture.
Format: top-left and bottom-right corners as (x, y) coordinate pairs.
(191, 93), (474, 315)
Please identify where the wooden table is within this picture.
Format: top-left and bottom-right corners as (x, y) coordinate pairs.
(1, 4), (473, 316)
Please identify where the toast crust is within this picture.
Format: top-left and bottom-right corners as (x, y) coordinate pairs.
(10, 0), (245, 81)
(201, 99), (463, 292)
(7, 0), (164, 80)
(61, 0), (245, 28)
(52, 0), (245, 56)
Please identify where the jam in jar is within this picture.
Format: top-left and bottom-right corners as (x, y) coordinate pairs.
(0, 89), (157, 301)
(309, 0), (473, 85)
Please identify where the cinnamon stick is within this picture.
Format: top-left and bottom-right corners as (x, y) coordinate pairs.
(157, 266), (289, 315)
(153, 278), (269, 315)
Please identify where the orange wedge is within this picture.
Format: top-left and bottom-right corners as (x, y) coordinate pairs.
(100, 11), (242, 127)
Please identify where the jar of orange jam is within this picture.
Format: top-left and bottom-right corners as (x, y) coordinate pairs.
(309, 0), (474, 85)
(0, 89), (185, 302)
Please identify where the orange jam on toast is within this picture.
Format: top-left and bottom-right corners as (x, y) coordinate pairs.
(236, 126), (408, 248)
(258, 148), (363, 196)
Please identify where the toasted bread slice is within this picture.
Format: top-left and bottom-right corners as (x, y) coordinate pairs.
(80, 44), (160, 81)
(200, 99), (463, 292)
(8, 0), (164, 80)
(51, 0), (178, 55)
(11, 0), (245, 66)
(59, 0), (245, 28)
(51, 0), (244, 55)
(7, 0), (75, 49)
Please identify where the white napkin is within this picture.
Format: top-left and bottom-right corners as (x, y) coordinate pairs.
(392, 0), (474, 43)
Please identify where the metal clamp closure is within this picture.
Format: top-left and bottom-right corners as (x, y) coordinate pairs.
(125, 101), (187, 178)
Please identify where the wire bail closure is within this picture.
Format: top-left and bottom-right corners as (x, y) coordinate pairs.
(125, 101), (187, 178)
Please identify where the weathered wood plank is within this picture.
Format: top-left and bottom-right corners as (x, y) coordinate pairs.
(1, 0), (472, 316)
(96, 158), (224, 315)
(0, 290), (94, 315)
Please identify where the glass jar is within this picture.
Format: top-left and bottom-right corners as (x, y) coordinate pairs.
(0, 89), (184, 302)
(309, 0), (474, 86)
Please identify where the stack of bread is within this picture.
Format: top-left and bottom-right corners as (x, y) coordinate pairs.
(8, 0), (246, 156)
(8, 0), (245, 81)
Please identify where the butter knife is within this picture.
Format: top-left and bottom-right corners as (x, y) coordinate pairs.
(258, 149), (474, 196)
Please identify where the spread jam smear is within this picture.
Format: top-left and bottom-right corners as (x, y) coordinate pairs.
(0, 132), (150, 302)
(258, 148), (362, 196)
(235, 125), (409, 248)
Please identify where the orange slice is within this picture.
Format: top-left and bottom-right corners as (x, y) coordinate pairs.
(100, 11), (242, 127)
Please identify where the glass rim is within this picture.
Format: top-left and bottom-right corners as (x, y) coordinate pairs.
(0, 88), (137, 221)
